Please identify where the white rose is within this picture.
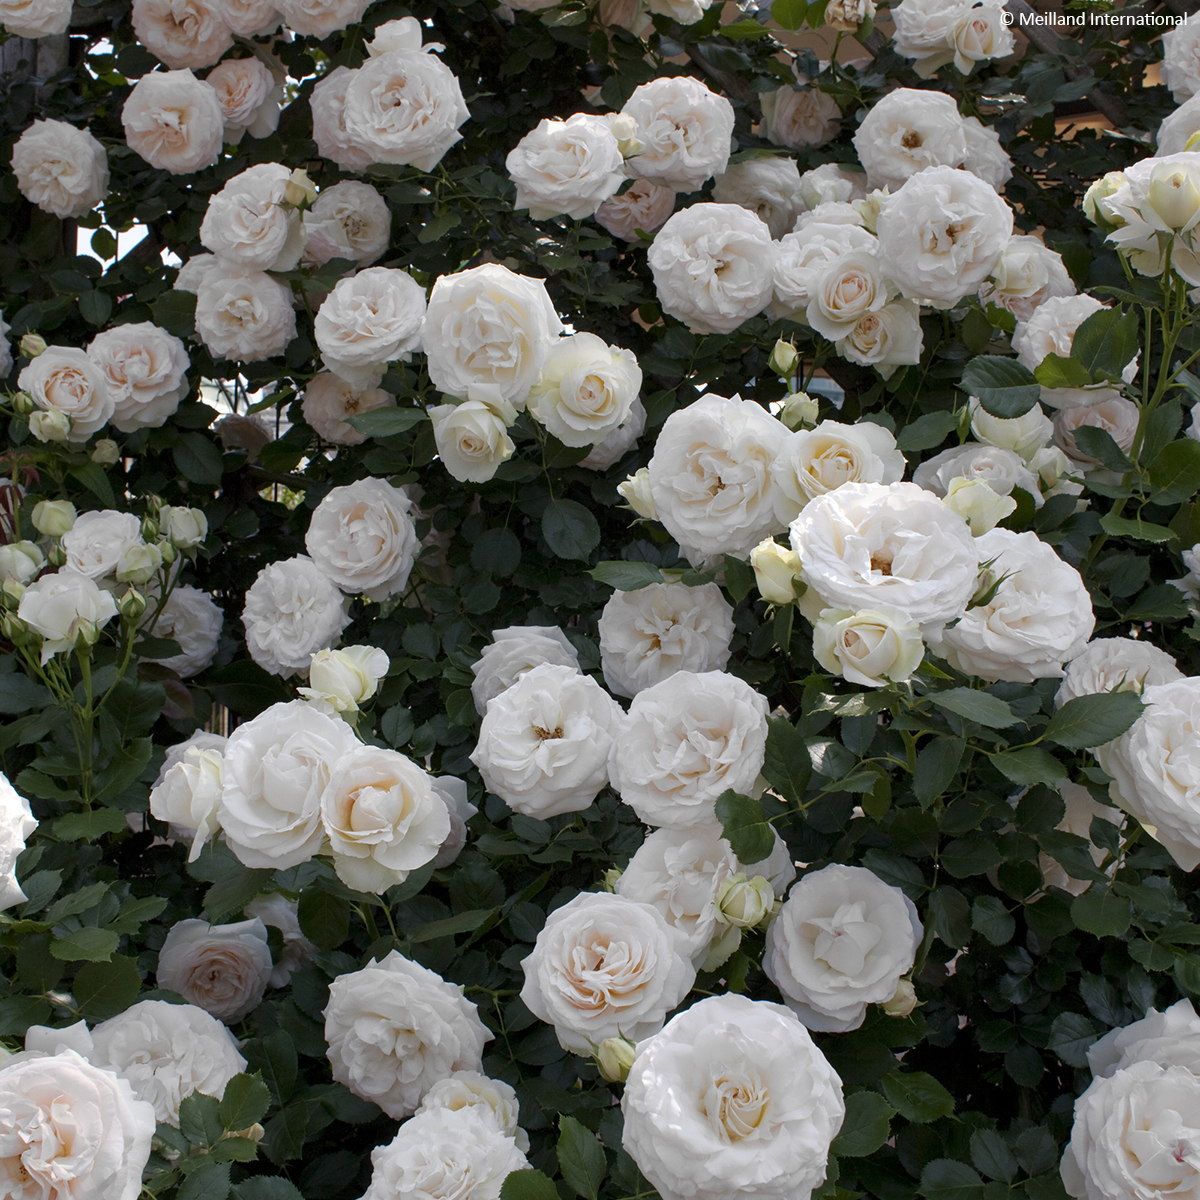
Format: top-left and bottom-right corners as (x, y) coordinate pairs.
(310, 67), (375, 172)
(877, 165), (1013, 308)
(123, 69), (224, 174)
(19, 346), (113, 442)
(961, 114), (1013, 189)
(1039, 781), (1124, 898)
(838, 300), (925, 378)
(969, 395), (1054, 458)
(341, 48), (469, 171)
(1056, 638), (1184, 708)
(798, 163), (867, 210)
(1163, 18), (1200, 104)
(648, 202), (775, 335)
(853, 88), (967, 191)
(934, 528), (1094, 683)
(243, 894), (315, 987)
(220, 0), (278, 34)
(507, 113), (625, 221)
(206, 57), (280, 143)
(790, 481), (978, 633)
(275, 0), (367, 34)
(1157, 93), (1200, 156)
(943, 477), (1016, 535)
(980, 234), (1076, 324)
(431, 776), (478, 869)
(18, 569), (119, 664)
(578, 396), (646, 471)
(913, 442), (1042, 505)
(61, 510), (141, 580)
(520, 891), (696, 1053)
(303, 180), (390, 267)
(12, 120), (108, 220)
(527, 332), (641, 447)
(470, 625), (580, 714)
(622, 994), (844, 1200)
(428, 400), (515, 484)
(422, 264), (563, 408)
(813, 605), (925, 688)
(610, 670), (769, 830)
(751, 537), (804, 604)
(299, 644), (390, 713)
(155, 730), (227, 786)
(131, 0), (232, 69)
(219, 698), (361, 869)
(302, 372), (395, 445)
(648, 393), (789, 566)
(361, 1105), (528, 1200)
(889, 0), (958, 72)
(805, 249), (891, 341)
(758, 87), (841, 152)
(321, 745), (451, 893)
(1087, 999), (1200, 1081)
(598, 581), (734, 698)
(315, 267), (426, 388)
(242, 555), (349, 677)
(616, 825), (739, 963)
(595, 178), (675, 241)
(772, 222), (877, 318)
(950, 5), (1014, 73)
(417, 1071), (527, 1150)
(0, 0), (70, 35)
(711, 158), (805, 239)
(1061, 1061), (1200, 1200)
(765, 862), (922, 1032)
(194, 265), (297, 363)
(153, 585), (223, 678)
(0, 540), (42, 585)
(86, 322), (189, 433)
(1053, 398), (1140, 469)
(149, 744), (223, 860)
(1095, 677), (1200, 871)
(325, 950), (489, 1118)
(200, 162), (305, 272)
(1013, 295), (1138, 410)
(618, 466), (657, 518)
(0, 1049), (155, 1200)
(0, 773), (36, 912)
(623, 76), (735, 192)
(470, 663), (622, 818)
(156, 917), (273, 1022)
(793, 200), (868, 232)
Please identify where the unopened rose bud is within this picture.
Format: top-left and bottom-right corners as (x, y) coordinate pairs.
(116, 542), (163, 585)
(297, 645), (390, 714)
(768, 338), (799, 380)
(29, 409), (71, 443)
(617, 468), (656, 520)
(284, 168), (317, 208)
(46, 544), (67, 568)
(0, 612), (22, 641)
(10, 391), (33, 414)
(158, 540), (178, 565)
(601, 867), (623, 892)
(749, 537), (803, 605)
(0, 541), (44, 585)
(777, 392), (818, 431)
(1147, 162), (1200, 232)
(1083, 171), (1126, 229)
(160, 505), (208, 550)
(18, 333), (47, 359)
(2, 578), (27, 607)
(717, 873), (775, 929)
(596, 1037), (636, 1083)
(74, 619), (101, 651)
(944, 477), (1016, 536)
(604, 112), (644, 158)
(91, 439), (120, 465)
(117, 588), (146, 622)
(881, 978), (918, 1018)
(853, 189), (887, 233)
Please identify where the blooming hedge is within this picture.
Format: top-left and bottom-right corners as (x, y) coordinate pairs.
(2, 0), (1200, 1199)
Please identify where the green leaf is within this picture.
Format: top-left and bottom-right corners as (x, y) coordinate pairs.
(1099, 513), (1178, 543)
(471, 528), (522, 577)
(919, 1160), (984, 1200)
(588, 561), (666, 591)
(970, 1131), (1018, 1183)
(542, 499), (601, 561)
(896, 411), (958, 452)
(232, 1179), (306, 1200)
(1048, 1012), (1097, 1068)
(409, 908), (498, 943)
(960, 357), (1041, 419)
(931, 885), (972, 949)
(243, 1030), (297, 1105)
(173, 432), (225, 486)
(345, 408), (427, 438)
(721, 555), (755, 603)
(178, 1161), (231, 1200)
(205, 660), (292, 718)
(501, 1170), (561, 1200)
(770, 0), (807, 26)
(914, 737), (965, 806)
(152, 289), (198, 338)
(941, 839), (1003, 879)
(1044, 691), (1144, 749)
(203, 867), (273, 923)
(296, 888), (351, 950)
(1071, 888), (1132, 937)
(881, 1071), (955, 1123)
(832, 1092), (895, 1157)
(763, 715), (811, 804)
(1149, 438), (1200, 505)
(928, 688), (1015, 729)
(0, 995), (51, 1036)
(0, 674), (51, 713)
(219, 1073), (271, 1132)
(73, 954), (142, 1020)
(68, 462), (116, 508)
(970, 897), (1015, 945)
(714, 790), (776, 862)
(1034, 354), (1096, 390)
(179, 1092), (224, 1148)
(210, 1138), (260, 1163)
(78, 289), (113, 327)
(263, 1102), (308, 1165)
(988, 747), (1067, 787)
(558, 1116), (607, 1200)
(49, 926), (120, 962)
(1070, 305), (1140, 381)
(1074, 426), (1133, 472)
(46, 881), (109, 924)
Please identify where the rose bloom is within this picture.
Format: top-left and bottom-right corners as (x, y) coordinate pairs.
(949, 4), (1014, 73)
(242, 555), (349, 677)
(200, 162), (305, 272)
(796, 163), (865, 211)
(86, 322), (189, 432)
(758, 86), (841, 152)
(913, 443), (1042, 505)
(19, 346), (113, 442)
(303, 180), (391, 266)
(311, 67), (375, 172)
(302, 372), (396, 445)
(610, 670), (769, 830)
(520, 891), (696, 1053)
(805, 248), (891, 341)
(813, 605), (925, 688)
(18, 570), (118, 665)
(527, 332), (641, 448)
(852, 89), (967, 192)
(153, 586), (223, 678)
(299, 644), (390, 713)
(596, 179), (675, 241)
(765, 863), (922, 1032)
(1096, 677), (1200, 871)
(243, 894), (314, 988)
(1054, 398), (1140, 469)
(772, 222), (877, 318)
(206, 56), (281, 143)
(470, 624), (580, 714)
(648, 202), (775, 335)
(342, 48), (469, 171)
(935, 528), (1094, 683)
(598, 581), (734, 698)
(791, 481), (978, 633)
(123, 68), (225, 174)
(0, 0), (70, 35)
(711, 158), (804, 239)
(0, 540), (42, 585)
(194, 265), (297, 362)
(889, 0), (960, 71)
(1101, 153), (1200, 286)
(580, 395), (647, 470)
(417, 1071), (527, 1150)
(131, 0), (231, 69)
(1163, 17), (1200, 104)
(470, 663), (622, 818)
(12, 120), (108, 220)
(838, 300), (925, 378)
(1088, 999), (1200, 1081)
(149, 743), (223, 860)
(979, 233), (1076, 324)
(219, 698), (361, 869)
(793, 200), (867, 232)
(622, 76), (734, 192)
(275, 0), (366, 32)
(315, 267), (426, 388)
(325, 950), (489, 1119)
(0, 1048), (155, 1200)
(1157, 93), (1200, 156)
(156, 917), (273, 1023)
(648, 392), (789, 566)
(962, 113), (1013, 189)
(422, 263), (563, 409)
(1038, 781), (1124, 898)
(361, 1105), (528, 1200)
(1056, 638), (1184, 708)
(322, 745), (451, 893)
(825, 0), (872, 26)
(507, 113), (625, 221)
(622, 994), (845, 1200)
(966, 404), (1051, 469)
(616, 825), (739, 963)
(61, 510), (142, 580)
(0, 773), (36, 913)
(428, 400), (515, 484)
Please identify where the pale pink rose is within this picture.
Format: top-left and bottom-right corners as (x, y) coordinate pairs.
(0, 0), (71, 36)
(759, 87), (841, 151)
(206, 57), (281, 143)
(595, 179), (675, 241)
(86, 322), (189, 432)
(302, 371), (396, 445)
(216, 0), (278, 33)
(12, 120), (109, 219)
(194, 265), (297, 362)
(277, 0), (368, 35)
(156, 917), (273, 1022)
(311, 67), (374, 173)
(19, 346), (114, 442)
(131, 0), (233, 70)
(303, 180), (391, 267)
(622, 76), (734, 193)
(123, 69), (225, 175)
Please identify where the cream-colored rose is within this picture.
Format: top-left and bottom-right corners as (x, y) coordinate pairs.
(914, 442), (1041, 506)
(813, 605), (924, 687)
(61, 510), (142, 581)
(527, 331), (641, 447)
(596, 179), (675, 242)
(759, 87), (842, 152)
(507, 113), (625, 221)
(712, 158), (805, 239)
(1056, 638), (1184, 708)
(837, 300), (924, 379)
(1054, 398), (1140, 468)
(980, 234), (1076, 324)
(200, 162), (306, 272)
(19, 346), (113, 442)
(0, 541), (43, 585)
(0, 0), (71, 36)
(195, 265), (297, 362)
(771, 222), (877, 318)
(949, 4), (1014, 73)
(149, 744), (224, 861)
(751, 537), (804, 605)
(853, 89), (967, 192)
(470, 625), (580, 715)
(123, 69), (225, 174)
(969, 396), (1053, 459)
(717, 872), (775, 928)
(579, 395), (646, 470)
(302, 373), (395, 445)
(618, 466), (657, 518)
(156, 917), (273, 1022)
(276, 0), (368, 35)
(623, 77), (734, 193)
(943, 476), (1017, 535)
(807, 250), (892, 341)
(86, 322), (189, 432)
(300, 644), (390, 712)
(160, 505), (208, 549)
(0, 773), (36, 913)
(596, 1037), (637, 1083)
(131, 0), (232, 70)
(428, 400), (515, 484)
(1163, 18), (1200, 104)
(207, 57), (281, 143)
(310, 67), (374, 173)
(12, 120), (109, 220)
(17, 569), (119, 664)
(303, 180), (391, 267)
